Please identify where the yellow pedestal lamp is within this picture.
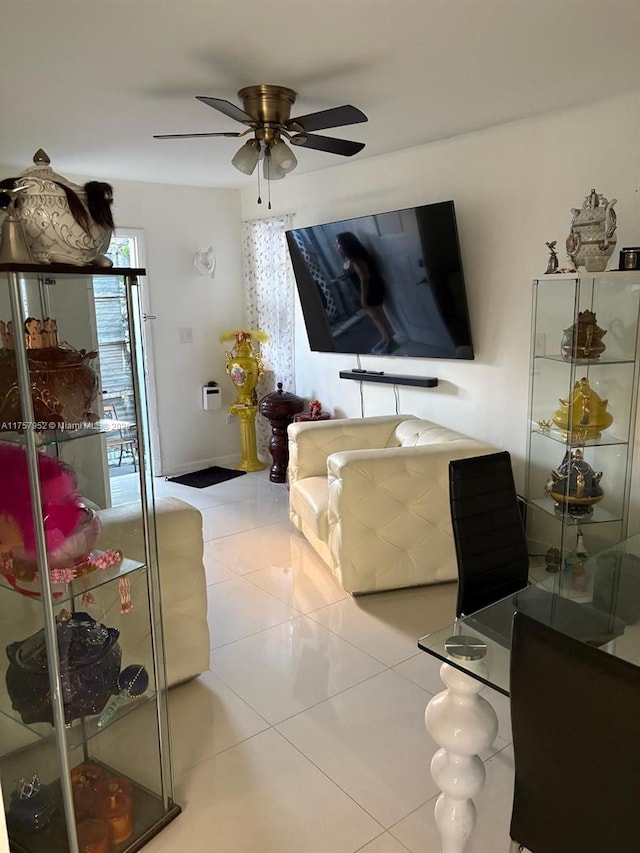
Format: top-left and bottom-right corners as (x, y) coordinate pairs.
(220, 329), (267, 472)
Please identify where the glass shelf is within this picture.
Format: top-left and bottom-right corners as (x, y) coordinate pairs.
(529, 423), (628, 447)
(0, 556), (146, 602)
(534, 353), (636, 366)
(0, 688), (158, 759)
(530, 497), (622, 525)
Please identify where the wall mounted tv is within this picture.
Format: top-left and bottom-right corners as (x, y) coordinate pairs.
(286, 200), (474, 359)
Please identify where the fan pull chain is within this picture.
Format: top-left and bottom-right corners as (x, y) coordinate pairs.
(263, 151), (272, 210)
(257, 152), (262, 205)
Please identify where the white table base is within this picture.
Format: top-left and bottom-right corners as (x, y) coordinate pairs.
(425, 659), (499, 853)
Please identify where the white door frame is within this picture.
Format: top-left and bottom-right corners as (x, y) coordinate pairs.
(113, 228), (162, 474)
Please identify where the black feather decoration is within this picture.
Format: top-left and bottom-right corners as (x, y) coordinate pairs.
(84, 181), (114, 230)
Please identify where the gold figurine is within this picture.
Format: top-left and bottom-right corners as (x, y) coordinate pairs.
(552, 376), (613, 441)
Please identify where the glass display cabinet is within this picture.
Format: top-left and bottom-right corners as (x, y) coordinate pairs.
(524, 272), (640, 591)
(0, 264), (179, 852)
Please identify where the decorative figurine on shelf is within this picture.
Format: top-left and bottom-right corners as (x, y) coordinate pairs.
(565, 528), (589, 593)
(8, 773), (57, 833)
(0, 312), (100, 429)
(551, 376), (613, 441)
(309, 399), (323, 419)
(544, 544), (561, 573)
(546, 448), (604, 517)
(94, 775), (134, 845)
(0, 149), (114, 266)
(560, 309), (607, 360)
(0, 444), (82, 556)
(220, 329), (268, 472)
(544, 241), (559, 274)
(0, 444), (122, 596)
(566, 187), (617, 272)
(97, 664), (149, 728)
(5, 610), (122, 725)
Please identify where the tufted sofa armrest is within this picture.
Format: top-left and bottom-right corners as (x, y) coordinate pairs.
(288, 414), (416, 483)
(96, 497), (210, 687)
(326, 439), (495, 593)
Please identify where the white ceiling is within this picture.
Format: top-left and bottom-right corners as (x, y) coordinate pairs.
(3, 0), (639, 189)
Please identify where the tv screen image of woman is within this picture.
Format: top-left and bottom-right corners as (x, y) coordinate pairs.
(335, 231), (397, 355)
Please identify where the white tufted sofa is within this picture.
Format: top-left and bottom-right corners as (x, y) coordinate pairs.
(288, 415), (496, 594)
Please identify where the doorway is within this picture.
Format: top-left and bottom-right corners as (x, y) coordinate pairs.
(96, 231), (160, 505)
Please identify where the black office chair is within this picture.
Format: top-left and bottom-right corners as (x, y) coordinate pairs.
(509, 611), (640, 853)
(448, 451), (625, 647)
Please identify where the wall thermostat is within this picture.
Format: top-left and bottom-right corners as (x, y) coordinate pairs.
(202, 384), (221, 411)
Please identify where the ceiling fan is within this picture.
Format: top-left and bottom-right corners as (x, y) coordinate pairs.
(153, 84), (368, 181)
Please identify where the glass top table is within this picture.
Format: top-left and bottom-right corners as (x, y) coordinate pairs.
(416, 532), (640, 852)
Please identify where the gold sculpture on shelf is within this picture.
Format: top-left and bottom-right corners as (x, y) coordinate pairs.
(220, 329), (267, 472)
(551, 376), (613, 441)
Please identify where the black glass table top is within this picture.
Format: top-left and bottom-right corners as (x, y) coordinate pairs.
(418, 533), (640, 696)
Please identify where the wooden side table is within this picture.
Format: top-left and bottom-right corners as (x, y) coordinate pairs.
(259, 383), (304, 483)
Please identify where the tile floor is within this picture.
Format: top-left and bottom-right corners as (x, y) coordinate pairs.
(140, 469), (515, 853)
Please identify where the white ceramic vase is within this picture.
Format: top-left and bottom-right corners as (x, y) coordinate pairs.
(4, 150), (113, 266)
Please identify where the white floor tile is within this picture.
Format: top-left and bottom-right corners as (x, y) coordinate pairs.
(206, 576), (300, 647)
(211, 615), (385, 723)
(308, 583), (457, 667)
(199, 497), (289, 541)
(207, 520), (314, 574)
(143, 729), (383, 853)
(247, 552), (349, 612)
(277, 669), (440, 828)
(166, 670), (269, 774)
(202, 550), (237, 584)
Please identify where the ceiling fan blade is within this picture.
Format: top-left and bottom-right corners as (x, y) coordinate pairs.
(196, 96), (254, 125)
(287, 105), (367, 133)
(153, 132), (243, 139)
(290, 133), (365, 157)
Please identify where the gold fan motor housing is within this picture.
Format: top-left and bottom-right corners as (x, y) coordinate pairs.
(238, 85), (298, 130)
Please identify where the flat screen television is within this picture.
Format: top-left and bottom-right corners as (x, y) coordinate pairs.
(286, 200), (474, 359)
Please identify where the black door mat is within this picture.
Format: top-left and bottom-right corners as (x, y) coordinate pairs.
(167, 466), (246, 488)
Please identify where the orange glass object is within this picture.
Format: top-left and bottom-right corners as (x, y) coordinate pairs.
(77, 818), (110, 853)
(73, 784), (96, 822)
(95, 779), (133, 845)
(71, 763), (104, 789)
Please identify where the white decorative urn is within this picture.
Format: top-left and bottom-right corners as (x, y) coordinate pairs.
(566, 188), (617, 272)
(0, 150), (114, 266)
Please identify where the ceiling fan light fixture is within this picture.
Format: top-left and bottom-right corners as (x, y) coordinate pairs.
(263, 151), (286, 181)
(231, 139), (260, 175)
(269, 138), (297, 174)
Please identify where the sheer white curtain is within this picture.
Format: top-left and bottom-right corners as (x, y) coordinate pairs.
(242, 214), (295, 457)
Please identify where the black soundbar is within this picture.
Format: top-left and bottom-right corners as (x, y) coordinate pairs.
(339, 370), (438, 388)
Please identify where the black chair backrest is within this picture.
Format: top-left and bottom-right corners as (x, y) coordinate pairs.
(510, 611), (640, 853)
(449, 451), (529, 618)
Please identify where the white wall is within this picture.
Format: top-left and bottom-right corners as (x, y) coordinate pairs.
(240, 90), (640, 489)
(110, 180), (244, 475)
(0, 161), (246, 476)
